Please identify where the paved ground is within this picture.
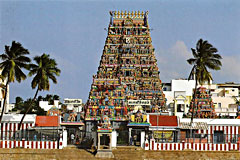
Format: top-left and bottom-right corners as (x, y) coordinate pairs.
(0, 146), (239, 160)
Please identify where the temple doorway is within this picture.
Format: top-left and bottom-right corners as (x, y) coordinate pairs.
(131, 129), (142, 146)
(100, 134), (110, 149)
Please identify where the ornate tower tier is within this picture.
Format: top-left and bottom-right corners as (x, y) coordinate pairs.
(189, 87), (216, 118)
(85, 11), (166, 121)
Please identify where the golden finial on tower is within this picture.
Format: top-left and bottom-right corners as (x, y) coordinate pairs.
(134, 11), (137, 16)
(131, 11), (134, 17)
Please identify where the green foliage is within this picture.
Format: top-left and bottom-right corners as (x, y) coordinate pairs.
(19, 53), (61, 129)
(0, 41), (31, 123)
(12, 94), (60, 115)
(187, 39), (222, 125)
(29, 53), (61, 91)
(44, 94), (60, 105)
(0, 41), (31, 82)
(187, 39), (222, 85)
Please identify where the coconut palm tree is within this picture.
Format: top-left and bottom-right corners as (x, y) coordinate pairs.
(18, 53), (61, 129)
(0, 41), (31, 123)
(187, 39), (222, 125)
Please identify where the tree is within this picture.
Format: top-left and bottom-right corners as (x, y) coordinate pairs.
(18, 53), (61, 129)
(11, 96), (24, 112)
(12, 94), (60, 115)
(44, 94), (60, 105)
(187, 39), (222, 125)
(0, 41), (31, 123)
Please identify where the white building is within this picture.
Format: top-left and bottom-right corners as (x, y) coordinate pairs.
(63, 98), (82, 112)
(163, 79), (240, 118)
(39, 100), (60, 112)
(163, 79), (196, 117)
(210, 83), (240, 117)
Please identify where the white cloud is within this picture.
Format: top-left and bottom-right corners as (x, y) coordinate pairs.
(213, 55), (240, 83)
(156, 40), (192, 82)
(156, 41), (240, 83)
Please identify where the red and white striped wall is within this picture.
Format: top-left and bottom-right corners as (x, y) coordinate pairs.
(195, 125), (240, 143)
(147, 139), (240, 151)
(0, 122), (34, 140)
(0, 140), (63, 149)
(196, 125), (240, 135)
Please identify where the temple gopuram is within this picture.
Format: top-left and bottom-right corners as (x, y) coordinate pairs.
(189, 87), (216, 118)
(85, 11), (166, 146)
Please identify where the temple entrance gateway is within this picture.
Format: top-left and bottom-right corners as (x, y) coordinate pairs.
(117, 130), (129, 145)
(60, 124), (84, 145)
(85, 11), (166, 149)
(131, 129), (142, 146)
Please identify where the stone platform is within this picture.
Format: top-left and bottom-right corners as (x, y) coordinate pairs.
(0, 146), (239, 159)
(95, 149), (114, 158)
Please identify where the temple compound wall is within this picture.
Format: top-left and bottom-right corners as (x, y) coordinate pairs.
(0, 114), (63, 149)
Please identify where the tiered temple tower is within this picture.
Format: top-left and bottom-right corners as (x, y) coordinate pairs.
(85, 11), (166, 145)
(189, 87), (216, 118)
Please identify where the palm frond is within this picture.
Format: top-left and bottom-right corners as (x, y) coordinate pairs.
(29, 53), (61, 92)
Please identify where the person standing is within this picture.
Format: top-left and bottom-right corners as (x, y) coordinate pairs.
(71, 133), (75, 144)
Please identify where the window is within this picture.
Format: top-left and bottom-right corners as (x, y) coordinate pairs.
(177, 104), (184, 112)
(214, 131), (224, 143)
(218, 103), (221, 108)
(125, 71), (130, 76)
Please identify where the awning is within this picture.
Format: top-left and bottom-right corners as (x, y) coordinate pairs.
(35, 116), (59, 127)
(180, 122), (208, 130)
(60, 122), (84, 126)
(149, 115), (178, 127)
(127, 122), (150, 127)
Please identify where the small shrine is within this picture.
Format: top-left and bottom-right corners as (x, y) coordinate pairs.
(95, 115), (114, 158)
(189, 87), (216, 118)
(61, 108), (85, 145)
(128, 108), (150, 127)
(47, 106), (61, 116)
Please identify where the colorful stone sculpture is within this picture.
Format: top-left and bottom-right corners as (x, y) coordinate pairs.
(85, 11), (166, 121)
(189, 87), (216, 118)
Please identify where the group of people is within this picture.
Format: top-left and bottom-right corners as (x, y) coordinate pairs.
(70, 133), (80, 145)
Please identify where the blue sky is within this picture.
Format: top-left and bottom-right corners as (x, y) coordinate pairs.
(0, 0), (240, 103)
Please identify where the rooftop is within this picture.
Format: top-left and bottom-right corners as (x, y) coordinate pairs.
(149, 115), (178, 127)
(35, 116), (59, 127)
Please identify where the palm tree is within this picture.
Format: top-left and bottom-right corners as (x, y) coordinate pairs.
(187, 39), (222, 125)
(18, 53), (61, 129)
(0, 41), (31, 123)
